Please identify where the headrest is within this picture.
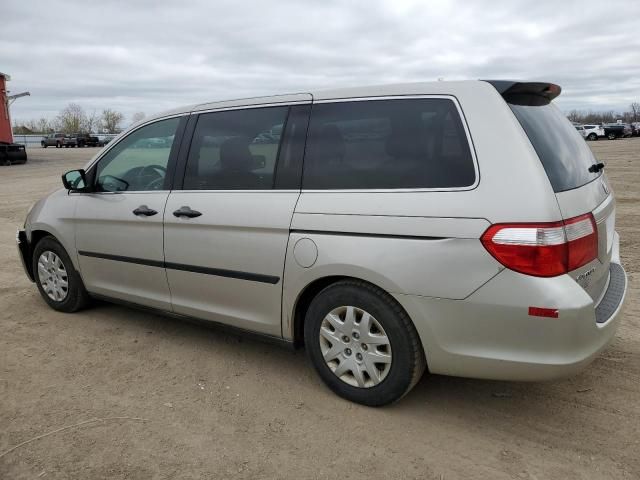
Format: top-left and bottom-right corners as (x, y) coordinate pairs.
(220, 136), (252, 171)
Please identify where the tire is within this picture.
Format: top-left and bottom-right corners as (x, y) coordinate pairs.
(607, 133), (616, 140)
(32, 236), (90, 313)
(304, 280), (426, 406)
(56, 142), (61, 148)
(41, 142), (47, 148)
(588, 133), (597, 141)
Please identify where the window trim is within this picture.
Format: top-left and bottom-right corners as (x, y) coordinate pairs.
(85, 113), (187, 170)
(81, 114), (188, 194)
(194, 100), (311, 116)
(301, 95), (480, 193)
(273, 104), (311, 190)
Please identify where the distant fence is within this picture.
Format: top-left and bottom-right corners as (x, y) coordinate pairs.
(12, 135), (46, 147)
(12, 134), (118, 147)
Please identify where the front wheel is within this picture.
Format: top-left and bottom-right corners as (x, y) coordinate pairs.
(32, 236), (90, 312)
(588, 133), (597, 141)
(41, 142), (47, 148)
(304, 280), (426, 406)
(607, 133), (616, 140)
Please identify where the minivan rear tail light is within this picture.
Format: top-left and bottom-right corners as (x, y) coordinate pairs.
(481, 213), (597, 277)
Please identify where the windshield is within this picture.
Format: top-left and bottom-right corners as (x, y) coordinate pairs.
(509, 102), (601, 192)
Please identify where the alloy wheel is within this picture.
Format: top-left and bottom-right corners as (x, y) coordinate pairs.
(37, 250), (69, 302)
(319, 305), (392, 388)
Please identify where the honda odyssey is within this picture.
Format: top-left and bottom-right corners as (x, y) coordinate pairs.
(17, 80), (627, 405)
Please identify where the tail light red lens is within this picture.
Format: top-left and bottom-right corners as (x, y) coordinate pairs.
(481, 213), (597, 277)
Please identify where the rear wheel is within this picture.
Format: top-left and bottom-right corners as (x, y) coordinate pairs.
(41, 141), (47, 148)
(607, 132), (616, 140)
(304, 280), (425, 406)
(588, 133), (597, 141)
(33, 236), (90, 313)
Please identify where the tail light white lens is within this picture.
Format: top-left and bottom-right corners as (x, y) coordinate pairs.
(481, 213), (597, 277)
(564, 214), (598, 271)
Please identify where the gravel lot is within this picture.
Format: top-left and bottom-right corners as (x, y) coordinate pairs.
(1, 139), (639, 479)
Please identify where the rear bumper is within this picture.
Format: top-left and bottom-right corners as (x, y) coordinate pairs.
(395, 260), (627, 382)
(17, 229), (34, 282)
(596, 263), (626, 323)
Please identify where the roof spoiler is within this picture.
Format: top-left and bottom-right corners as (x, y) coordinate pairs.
(482, 80), (562, 106)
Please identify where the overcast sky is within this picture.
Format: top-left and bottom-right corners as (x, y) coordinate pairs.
(2, 0), (639, 125)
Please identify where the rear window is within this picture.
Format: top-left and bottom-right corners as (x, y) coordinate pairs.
(508, 102), (601, 192)
(302, 98), (476, 190)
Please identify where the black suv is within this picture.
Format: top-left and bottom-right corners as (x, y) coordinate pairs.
(74, 133), (101, 147)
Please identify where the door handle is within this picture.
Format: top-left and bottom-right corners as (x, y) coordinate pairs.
(132, 205), (158, 216)
(173, 206), (202, 218)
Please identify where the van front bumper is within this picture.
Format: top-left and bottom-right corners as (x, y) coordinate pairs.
(394, 261), (627, 382)
(17, 229), (34, 282)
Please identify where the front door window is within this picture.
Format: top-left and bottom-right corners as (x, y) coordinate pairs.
(95, 117), (180, 192)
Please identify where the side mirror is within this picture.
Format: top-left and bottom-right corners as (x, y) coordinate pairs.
(62, 169), (88, 191)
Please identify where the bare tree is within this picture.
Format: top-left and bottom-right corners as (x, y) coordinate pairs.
(13, 117), (54, 134)
(565, 109), (627, 125)
(36, 117), (52, 133)
(56, 103), (87, 133)
(12, 122), (33, 134)
(567, 110), (582, 123)
(84, 110), (100, 133)
(101, 109), (124, 133)
(25, 119), (38, 132)
(630, 102), (640, 123)
(131, 111), (146, 124)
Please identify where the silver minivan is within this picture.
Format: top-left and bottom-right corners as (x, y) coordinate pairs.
(17, 81), (627, 405)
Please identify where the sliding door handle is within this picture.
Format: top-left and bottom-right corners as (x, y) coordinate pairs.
(173, 206), (202, 218)
(132, 205), (158, 216)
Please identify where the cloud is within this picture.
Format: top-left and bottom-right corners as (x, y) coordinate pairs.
(2, 0), (639, 124)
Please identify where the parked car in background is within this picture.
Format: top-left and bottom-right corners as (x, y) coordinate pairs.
(603, 124), (626, 140)
(96, 135), (115, 146)
(62, 135), (78, 148)
(622, 124), (633, 138)
(582, 124), (604, 141)
(75, 133), (101, 147)
(17, 80), (627, 406)
(574, 125), (585, 137)
(41, 133), (67, 148)
(133, 136), (173, 148)
(42, 133), (109, 148)
(252, 132), (279, 144)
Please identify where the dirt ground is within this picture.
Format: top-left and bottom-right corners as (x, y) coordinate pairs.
(1, 139), (639, 480)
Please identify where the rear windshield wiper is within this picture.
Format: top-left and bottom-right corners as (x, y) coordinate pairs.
(588, 162), (605, 173)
